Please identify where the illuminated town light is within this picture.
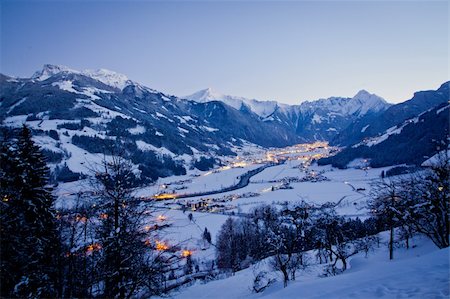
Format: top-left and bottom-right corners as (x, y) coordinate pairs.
(86, 243), (102, 254)
(153, 193), (178, 200)
(156, 241), (169, 251)
(182, 250), (193, 257)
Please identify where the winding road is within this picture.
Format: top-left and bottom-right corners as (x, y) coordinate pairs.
(153, 161), (283, 200)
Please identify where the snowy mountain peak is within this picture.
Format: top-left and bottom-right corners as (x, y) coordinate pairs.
(185, 87), (226, 103)
(351, 90), (390, 115)
(353, 89), (371, 98)
(31, 64), (133, 90)
(353, 89), (386, 103)
(299, 90), (390, 118)
(185, 88), (279, 118)
(31, 64), (79, 81)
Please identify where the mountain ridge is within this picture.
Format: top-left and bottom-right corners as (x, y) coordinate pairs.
(1, 64), (447, 181)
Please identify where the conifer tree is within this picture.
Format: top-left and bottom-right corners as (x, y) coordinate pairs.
(0, 125), (60, 298)
(93, 152), (175, 297)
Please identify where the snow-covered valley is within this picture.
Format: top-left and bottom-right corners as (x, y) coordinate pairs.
(50, 141), (449, 298)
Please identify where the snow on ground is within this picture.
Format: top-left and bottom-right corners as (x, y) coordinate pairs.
(51, 141), (448, 298)
(136, 140), (175, 157)
(52, 80), (78, 93)
(128, 125), (146, 135)
(135, 164), (262, 197)
(172, 235), (449, 299)
(154, 209), (234, 262)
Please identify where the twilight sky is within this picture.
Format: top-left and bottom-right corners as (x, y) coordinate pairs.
(1, 0), (448, 104)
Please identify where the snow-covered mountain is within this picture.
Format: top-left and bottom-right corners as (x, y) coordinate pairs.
(2, 64), (446, 181)
(298, 90), (389, 118)
(186, 88), (389, 120)
(185, 87), (391, 141)
(332, 81), (450, 146)
(32, 64), (133, 90)
(292, 90), (390, 141)
(0, 65), (302, 182)
(319, 94), (449, 168)
(31, 64), (79, 81)
(185, 88), (283, 118)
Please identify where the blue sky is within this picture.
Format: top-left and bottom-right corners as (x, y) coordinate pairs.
(1, 0), (448, 104)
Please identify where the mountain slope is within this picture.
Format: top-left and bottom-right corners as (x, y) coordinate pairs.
(294, 90), (390, 141)
(332, 82), (449, 146)
(318, 102), (449, 168)
(0, 65), (302, 182)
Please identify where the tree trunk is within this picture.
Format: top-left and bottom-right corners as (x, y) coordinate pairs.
(405, 235), (409, 249)
(341, 257), (347, 271)
(389, 226), (394, 260)
(282, 267), (289, 288)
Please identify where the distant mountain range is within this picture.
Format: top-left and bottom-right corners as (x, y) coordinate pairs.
(1, 64), (447, 181)
(185, 86), (391, 141)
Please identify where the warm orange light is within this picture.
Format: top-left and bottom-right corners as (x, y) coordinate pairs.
(86, 243), (102, 254)
(156, 241), (169, 251)
(99, 213), (108, 219)
(153, 193), (178, 200)
(182, 250), (193, 257)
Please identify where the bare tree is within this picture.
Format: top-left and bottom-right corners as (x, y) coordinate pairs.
(401, 150), (449, 249)
(368, 178), (404, 260)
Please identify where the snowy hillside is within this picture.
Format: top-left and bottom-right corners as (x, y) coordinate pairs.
(319, 101), (449, 168)
(332, 81), (450, 146)
(173, 236), (448, 299)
